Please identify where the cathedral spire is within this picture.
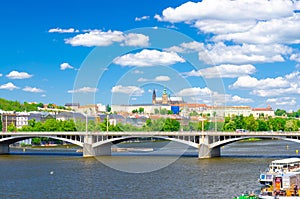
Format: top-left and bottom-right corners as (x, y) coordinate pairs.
(152, 89), (156, 104)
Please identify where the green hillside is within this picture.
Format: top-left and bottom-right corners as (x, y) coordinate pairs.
(0, 98), (43, 112)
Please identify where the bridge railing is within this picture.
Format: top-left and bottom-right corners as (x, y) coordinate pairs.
(0, 131), (300, 136)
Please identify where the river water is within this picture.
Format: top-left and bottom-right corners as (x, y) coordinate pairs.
(1, 139), (300, 199)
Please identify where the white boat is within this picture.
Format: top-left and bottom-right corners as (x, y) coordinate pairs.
(259, 158), (300, 198)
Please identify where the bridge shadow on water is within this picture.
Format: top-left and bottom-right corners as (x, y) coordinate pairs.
(9, 151), (83, 156)
(7, 151), (300, 159)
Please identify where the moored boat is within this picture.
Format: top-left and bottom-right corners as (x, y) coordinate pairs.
(258, 158), (300, 198)
(234, 193), (260, 199)
(235, 158), (300, 199)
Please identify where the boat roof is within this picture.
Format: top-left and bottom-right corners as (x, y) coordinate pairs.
(271, 158), (300, 165)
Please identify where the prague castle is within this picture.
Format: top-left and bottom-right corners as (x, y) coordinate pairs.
(152, 89), (184, 105)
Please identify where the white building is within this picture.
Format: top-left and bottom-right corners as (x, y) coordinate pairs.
(111, 104), (171, 114)
(16, 112), (30, 129)
(202, 106), (252, 117)
(97, 103), (107, 112)
(251, 106), (275, 118)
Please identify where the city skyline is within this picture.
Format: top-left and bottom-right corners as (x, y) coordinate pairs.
(1, 0), (300, 111)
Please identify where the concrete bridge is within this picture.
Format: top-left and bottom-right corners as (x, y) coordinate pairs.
(1, 131), (300, 158)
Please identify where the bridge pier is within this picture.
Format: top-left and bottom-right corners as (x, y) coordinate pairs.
(83, 143), (112, 157)
(0, 143), (9, 154)
(83, 135), (111, 157)
(198, 144), (220, 159)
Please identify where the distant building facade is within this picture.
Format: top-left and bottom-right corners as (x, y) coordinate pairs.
(252, 105), (275, 118)
(1, 112), (16, 132)
(152, 89), (184, 105)
(16, 112), (30, 129)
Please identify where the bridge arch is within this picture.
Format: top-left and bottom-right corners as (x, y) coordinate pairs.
(0, 136), (83, 148)
(210, 136), (300, 149)
(92, 136), (199, 149)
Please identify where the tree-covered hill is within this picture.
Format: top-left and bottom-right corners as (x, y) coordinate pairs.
(0, 98), (43, 112)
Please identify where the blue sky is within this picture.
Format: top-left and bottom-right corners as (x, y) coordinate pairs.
(1, 0), (300, 111)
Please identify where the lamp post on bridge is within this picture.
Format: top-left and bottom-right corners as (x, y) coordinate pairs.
(198, 116), (206, 143)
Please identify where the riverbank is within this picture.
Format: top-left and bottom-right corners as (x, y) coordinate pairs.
(11, 144), (79, 150)
(11, 144), (154, 153)
(239, 138), (262, 142)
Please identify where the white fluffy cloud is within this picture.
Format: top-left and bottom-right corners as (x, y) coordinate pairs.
(199, 43), (290, 64)
(177, 87), (212, 97)
(230, 75), (290, 90)
(267, 97), (296, 106)
(230, 95), (254, 103)
(194, 20), (257, 35)
(165, 41), (204, 53)
(155, 76), (170, 81)
(231, 71), (300, 97)
(67, 87), (98, 93)
(65, 30), (123, 46)
(122, 33), (149, 47)
(48, 28), (79, 33)
(290, 53), (300, 62)
(0, 82), (19, 91)
(167, 41), (291, 65)
(184, 64), (256, 78)
(0, 73), (2, 77)
(135, 16), (150, 21)
(6, 71), (33, 79)
(23, 86), (45, 93)
(157, 0), (300, 46)
(111, 85), (144, 96)
(137, 75), (170, 82)
(60, 62), (75, 70)
(214, 14), (300, 44)
(251, 87), (300, 97)
(113, 49), (185, 67)
(157, 0), (297, 36)
(176, 87), (253, 104)
(157, 0), (294, 23)
(132, 70), (144, 74)
(65, 30), (149, 47)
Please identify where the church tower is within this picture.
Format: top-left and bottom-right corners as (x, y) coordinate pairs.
(162, 89), (169, 104)
(152, 89), (156, 104)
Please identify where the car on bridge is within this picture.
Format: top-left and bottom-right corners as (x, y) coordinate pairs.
(236, 129), (249, 133)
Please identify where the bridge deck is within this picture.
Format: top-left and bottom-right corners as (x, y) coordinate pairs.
(0, 131), (299, 136)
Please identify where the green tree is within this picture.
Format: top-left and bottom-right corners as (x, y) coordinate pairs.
(138, 107), (144, 114)
(167, 110), (173, 115)
(28, 119), (36, 128)
(224, 120), (236, 132)
(43, 119), (60, 131)
(106, 104), (111, 112)
(36, 103), (44, 108)
(160, 108), (168, 115)
(185, 121), (199, 131)
(257, 119), (269, 131)
(190, 111), (198, 116)
(151, 118), (166, 131)
(7, 122), (17, 132)
(285, 119), (298, 131)
(61, 120), (77, 131)
(88, 120), (97, 132)
(162, 118), (180, 131)
(234, 115), (246, 130)
(31, 138), (41, 145)
(244, 115), (258, 131)
(275, 109), (287, 116)
(47, 103), (55, 109)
